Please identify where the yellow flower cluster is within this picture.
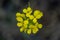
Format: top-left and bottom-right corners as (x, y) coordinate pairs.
(16, 6), (43, 35)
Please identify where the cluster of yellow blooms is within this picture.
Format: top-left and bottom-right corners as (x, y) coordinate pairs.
(16, 6), (43, 35)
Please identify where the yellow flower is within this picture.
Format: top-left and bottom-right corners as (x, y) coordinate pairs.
(17, 22), (23, 27)
(20, 27), (24, 32)
(34, 10), (43, 19)
(29, 15), (34, 20)
(27, 29), (31, 34)
(24, 20), (29, 24)
(36, 12), (43, 19)
(23, 24), (28, 28)
(29, 25), (35, 29)
(27, 7), (32, 11)
(20, 14), (25, 18)
(27, 7), (32, 14)
(32, 27), (38, 34)
(24, 29), (27, 33)
(34, 10), (40, 16)
(33, 18), (37, 23)
(26, 13), (30, 17)
(23, 7), (32, 14)
(23, 8), (27, 13)
(16, 12), (21, 17)
(16, 17), (23, 22)
(37, 24), (43, 29)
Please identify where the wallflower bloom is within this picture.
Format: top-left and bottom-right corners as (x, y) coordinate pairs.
(29, 15), (34, 20)
(33, 18), (37, 23)
(16, 12), (21, 17)
(34, 10), (43, 19)
(23, 7), (32, 14)
(16, 6), (43, 35)
(16, 17), (23, 22)
(24, 20), (29, 24)
(17, 22), (23, 27)
(27, 29), (31, 34)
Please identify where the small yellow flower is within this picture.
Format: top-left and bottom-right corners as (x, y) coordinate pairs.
(27, 7), (32, 11)
(34, 10), (43, 19)
(27, 29), (31, 34)
(17, 22), (23, 27)
(16, 17), (23, 22)
(23, 7), (32, 14)
(20, 14), (25, 18)
(36, 12), (43, 19)
(29, 25), (34, 28)
(23, 24), (28, 28)
(23, 8), (27, 13)
(16, 12), (21, 17)
(24, 29), (27, 33)
(27, 7), (32, 14)
(26, 13), (30, 17)
(24, 20), (29, 24)
(29, 15), (34, 20)
(38, 24), (43, 29)
(33, 18), (37, 23)
(20, 27), (24, 32)
(32, 27), (38, 34)
(34, 10), (40, 16)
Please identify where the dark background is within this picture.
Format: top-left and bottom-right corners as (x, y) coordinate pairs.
(0, 0), (60, 40)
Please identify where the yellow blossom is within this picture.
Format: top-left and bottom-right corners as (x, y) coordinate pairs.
(16, 17), (23, 22)
(27, 29), (31, 34)
(34, 10), (43, 19)
(20, 14), (25, 18)
(29, 25), (35, 29)
(38, 24), (43, 29)
(26, 13), (30, 17)
(27, 7), (32, 14)
(24, 20), (29, 24)
(17, 22), (23, 27)
(29, 15), (34, 20)
(23, 8), (27, 13)
(16, 12), (21, 17)
(33, 18), (37, 23)
(23, 24), (28, 28)
(36, 12), (43, 19)
(32, 27), (38, 34)
(34, 10), (40, 16)
(20, 27), (24, 32)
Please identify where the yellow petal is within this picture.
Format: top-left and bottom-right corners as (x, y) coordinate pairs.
(16, 12), (21, 17)
(23, 8), (27, 13)
(33, 18), (37, 23)
(16, 17), (23, 22)
(24, 29), (27, 33)
(27, 7), (32, 11)
(20, 14), (25, 18)
(34, 10), (40, 17)
(29, 15), (34, 20)
(24, 20), (29, 24)
(26, 13), (30, 17)
(36, 12), (43, 19)
(20, 27), (24, 32)
(17, 22), (23, 27)
(35, 22), (38, 26)
(27, 29), (31, 34)
(29, 25), (35, 29)
(23, 24), (28, 28)
(32, 28), (38, 34)
(38, 24), (43, 29)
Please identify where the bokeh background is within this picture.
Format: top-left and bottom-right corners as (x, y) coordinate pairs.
(0, 0), (60, 40)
